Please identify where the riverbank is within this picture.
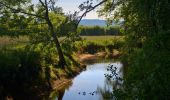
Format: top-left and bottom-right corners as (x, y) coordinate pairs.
(52, 64), (86, 90)
(0, 36), (124, 99)
(76, 50), (121, 64)
(52, 50), (121, 90)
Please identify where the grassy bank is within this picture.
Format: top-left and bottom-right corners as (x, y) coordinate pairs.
(74, 36), (124, 54)
(0, 45), (87, 99)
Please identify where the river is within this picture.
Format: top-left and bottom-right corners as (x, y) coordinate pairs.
(54, 62), (123, 100)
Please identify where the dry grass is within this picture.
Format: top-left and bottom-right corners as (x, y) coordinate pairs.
(0, 36), (29, 48)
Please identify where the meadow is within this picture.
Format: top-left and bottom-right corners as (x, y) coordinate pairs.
(0, 36), (124, 47)
(81, 36), (123, 41)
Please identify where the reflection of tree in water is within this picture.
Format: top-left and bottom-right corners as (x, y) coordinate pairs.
(97, 78), (114, 100)
(50, 80), (73, 100)
(97, 64), (123, 100)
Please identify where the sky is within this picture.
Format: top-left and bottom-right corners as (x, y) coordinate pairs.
(32, 0), (103, 19)
(56, 0), (100, 19)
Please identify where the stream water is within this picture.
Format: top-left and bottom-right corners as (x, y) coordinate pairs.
(0, 62), (123, 100)
(55, 62), (123, 100)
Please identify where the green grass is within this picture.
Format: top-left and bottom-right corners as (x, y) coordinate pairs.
(81, 36), (124, 41)
(59, 36), (124, 43)
(81, 36), (124, 45)
(72, 36), (125, 54)
(0, 35), (124, 50)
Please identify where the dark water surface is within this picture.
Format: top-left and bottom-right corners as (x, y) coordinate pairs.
(56, 62), (123, 100)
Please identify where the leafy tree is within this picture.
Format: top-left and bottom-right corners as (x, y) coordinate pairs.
(0, 0), (110, 68)
(0, 0), (68, 68)
(98, 0), (170, 99)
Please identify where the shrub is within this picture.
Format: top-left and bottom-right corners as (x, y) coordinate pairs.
(0, 48), (43, 84)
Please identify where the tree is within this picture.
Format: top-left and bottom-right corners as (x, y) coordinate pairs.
(0, 0), (109, 68)
(75, 0), (109, 29)
(98, 0), (170, 99)
(0, 0), (67, 68)
(39, 0), (66, 68)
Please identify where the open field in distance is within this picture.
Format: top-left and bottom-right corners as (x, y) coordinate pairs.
(0, 36), (124, 47)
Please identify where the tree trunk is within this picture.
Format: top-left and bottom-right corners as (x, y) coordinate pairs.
(53, 35), (66, 68)
(43, 2), (66, 68)
(50, 27), (66, 68)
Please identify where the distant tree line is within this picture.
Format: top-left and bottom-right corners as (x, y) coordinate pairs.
(77, 26), (121, 36)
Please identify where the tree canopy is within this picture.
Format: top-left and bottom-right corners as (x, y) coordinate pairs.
(98, 0), (170, 99)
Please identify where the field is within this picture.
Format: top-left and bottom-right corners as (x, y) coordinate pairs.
(0, 36), (124, 46)
(81, 36), (124, 45)
(81, 36), (123, 41)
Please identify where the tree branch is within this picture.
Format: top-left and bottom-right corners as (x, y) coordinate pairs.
(1, 2), (45, 19)
(39, 0), (47, 8)
(76, 0), (108, 28)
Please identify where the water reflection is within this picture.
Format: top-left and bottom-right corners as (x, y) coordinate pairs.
(0, 62), (122, 100)
(98, 63), (124, 100)
(57, 62), (122, 100)
(97, 80), (114, 100)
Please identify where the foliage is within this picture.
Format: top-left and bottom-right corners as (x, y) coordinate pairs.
(0, 13), (32, 36)
(123, 31), (170, 99)
(74, 36), (124, 54)
(0, 42), (61, 87)
(0, 47), (43, 85)
(99, 0), (170, 99)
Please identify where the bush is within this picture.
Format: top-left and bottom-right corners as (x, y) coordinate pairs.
(74, 37), (125, 54)
(121, 30), (170, 99)
(0, 48), (43, 84)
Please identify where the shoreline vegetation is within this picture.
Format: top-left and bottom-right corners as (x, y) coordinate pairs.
(0, 35), (123, 99)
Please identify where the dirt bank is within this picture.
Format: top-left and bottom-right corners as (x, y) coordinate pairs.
(51, 50), (121, 90)
(77, 51), (121, 64)
(52, 64), (86, 90)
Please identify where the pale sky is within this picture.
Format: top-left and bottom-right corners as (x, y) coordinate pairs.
(32, 0), (103, 19)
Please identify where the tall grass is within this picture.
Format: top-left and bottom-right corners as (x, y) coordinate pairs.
(0, 36), (29, 48)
